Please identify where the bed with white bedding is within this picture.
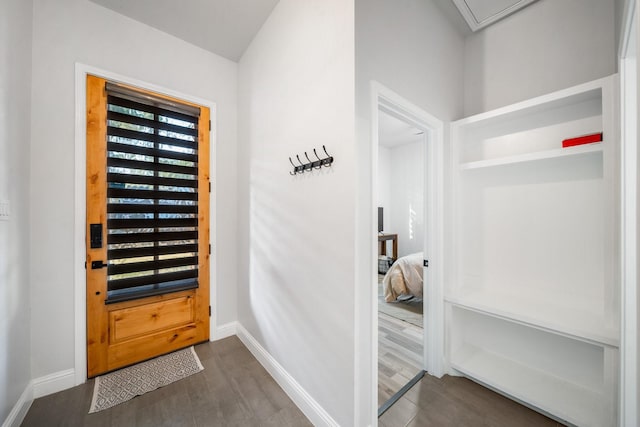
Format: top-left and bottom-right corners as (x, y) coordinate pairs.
(382, 252), (423, 302)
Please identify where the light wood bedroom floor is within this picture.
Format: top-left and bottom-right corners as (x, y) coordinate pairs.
(378, 310), (424, 406)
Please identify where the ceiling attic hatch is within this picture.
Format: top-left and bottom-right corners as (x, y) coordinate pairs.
(451, 0), (538, 31)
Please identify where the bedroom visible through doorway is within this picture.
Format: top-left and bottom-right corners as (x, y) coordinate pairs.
(370, 83), (445, 419)
(377, 107), (426, 412)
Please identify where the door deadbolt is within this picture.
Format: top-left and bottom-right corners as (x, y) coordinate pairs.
(91, 260), (108, 269)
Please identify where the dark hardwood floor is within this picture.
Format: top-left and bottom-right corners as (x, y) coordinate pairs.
(22, 335), (564, 427)
(21, 336), (312, 427)
(379, 373), (565, 427)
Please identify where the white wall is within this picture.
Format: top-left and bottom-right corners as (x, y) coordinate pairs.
(355, 0), (465, 423)
(237, 0), (355, 425)
(464, 0), (617, 116)
(616, 0), (627, 53)
(389, 141), (424, 258)
(0, 0), (33, 421)
(631, 4), (639, 420)
(637, 2), (640, 415)
(30, 0), (238, 380)
(356, 0), (465, 122)
(637, 4), (640, 411)
(378, 141), (425, 258)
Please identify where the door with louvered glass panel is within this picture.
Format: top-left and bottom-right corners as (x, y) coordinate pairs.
(85, 75), (210, 377)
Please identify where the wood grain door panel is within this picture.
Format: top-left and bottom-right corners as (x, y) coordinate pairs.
(109, 293), (195, 343)
(86, 75), (210, 377)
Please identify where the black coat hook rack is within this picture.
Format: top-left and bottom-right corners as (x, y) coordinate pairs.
(289, 145), (334, 175)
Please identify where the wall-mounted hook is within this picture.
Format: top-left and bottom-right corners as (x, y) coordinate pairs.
(289, 157), (297, 175)
(321, 145), (333, 167)
(296, 154), (312, 172)
(289, 146), (334, 176)
(312, 149), (323, 169)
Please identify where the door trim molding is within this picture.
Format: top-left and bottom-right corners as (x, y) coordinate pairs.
(372, 84), (445, 376)
(73, 63), (217, 385)
(619, 0), (638, 424)
(361, 81), (444, 425)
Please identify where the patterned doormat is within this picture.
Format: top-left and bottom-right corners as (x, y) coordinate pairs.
(89, 346), (204, 413)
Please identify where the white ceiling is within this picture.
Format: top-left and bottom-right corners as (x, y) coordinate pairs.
(88, 0), (536, 63)
(378, 110), (424, 149)
(89, 0), (279, 62)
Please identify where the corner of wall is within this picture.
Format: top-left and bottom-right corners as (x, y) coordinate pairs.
(1, 382), (33, 427)
(1, 0), (34, 424)
(31, 369), (76, 399)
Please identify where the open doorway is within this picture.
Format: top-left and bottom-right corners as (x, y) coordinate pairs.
(377, 109), (425, 410)
(371, 83), (445, 417)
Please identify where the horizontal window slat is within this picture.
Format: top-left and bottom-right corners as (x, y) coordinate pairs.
(107, 187), (198, 201)
(108, 217), (198, 229)
(108, 255), (198, 276)
(107, 203), (198, 214)
(108, 269), (198, 291)
(108, 243), (198, 260)
(105, 91), (202, 297)
(107, 142), (198, 163)
(107, 157), (197, 176)
(108, 126), (197, 150)
(108, 230), (198, 244)
(107, 173), (197, 189)
(106, 280), (198, 304)
(107, 110), (198, 137)
(108, 95), (198, 124)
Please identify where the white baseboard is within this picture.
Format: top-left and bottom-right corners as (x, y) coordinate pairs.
(32, 369), (76, 398)
(236, 323), (339, 427)
(2, 382), (33, 427)
(213, 321), (237, 340)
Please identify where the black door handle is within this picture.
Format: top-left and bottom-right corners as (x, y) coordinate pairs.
(91, 260), (108, 269)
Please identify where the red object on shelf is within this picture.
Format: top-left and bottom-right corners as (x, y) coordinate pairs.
(562, 132), (603, 148)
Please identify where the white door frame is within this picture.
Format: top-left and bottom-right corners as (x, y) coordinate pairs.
(369, 81), (445, 416)
(73, 63), (217, 385)
(619, 0), (639, 424)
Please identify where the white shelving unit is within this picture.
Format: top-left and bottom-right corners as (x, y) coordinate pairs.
(449, 307), (616, 427)
(459, 142), (603, 170)
(448, 76), (619, 426)
(445, 290), (618, 347)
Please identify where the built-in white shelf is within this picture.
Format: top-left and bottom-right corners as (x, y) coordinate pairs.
(452, 78), (606, 128)
(459, 142), (602, 170)
(451, 344), (608, 427)
(449, 75), (618, 426)
(445, 292), (619, 347)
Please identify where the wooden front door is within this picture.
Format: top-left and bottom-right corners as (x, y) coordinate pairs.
(85, 75), (210, 377)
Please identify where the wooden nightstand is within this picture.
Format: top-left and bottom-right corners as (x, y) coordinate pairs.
(378, 233), (398, 261)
